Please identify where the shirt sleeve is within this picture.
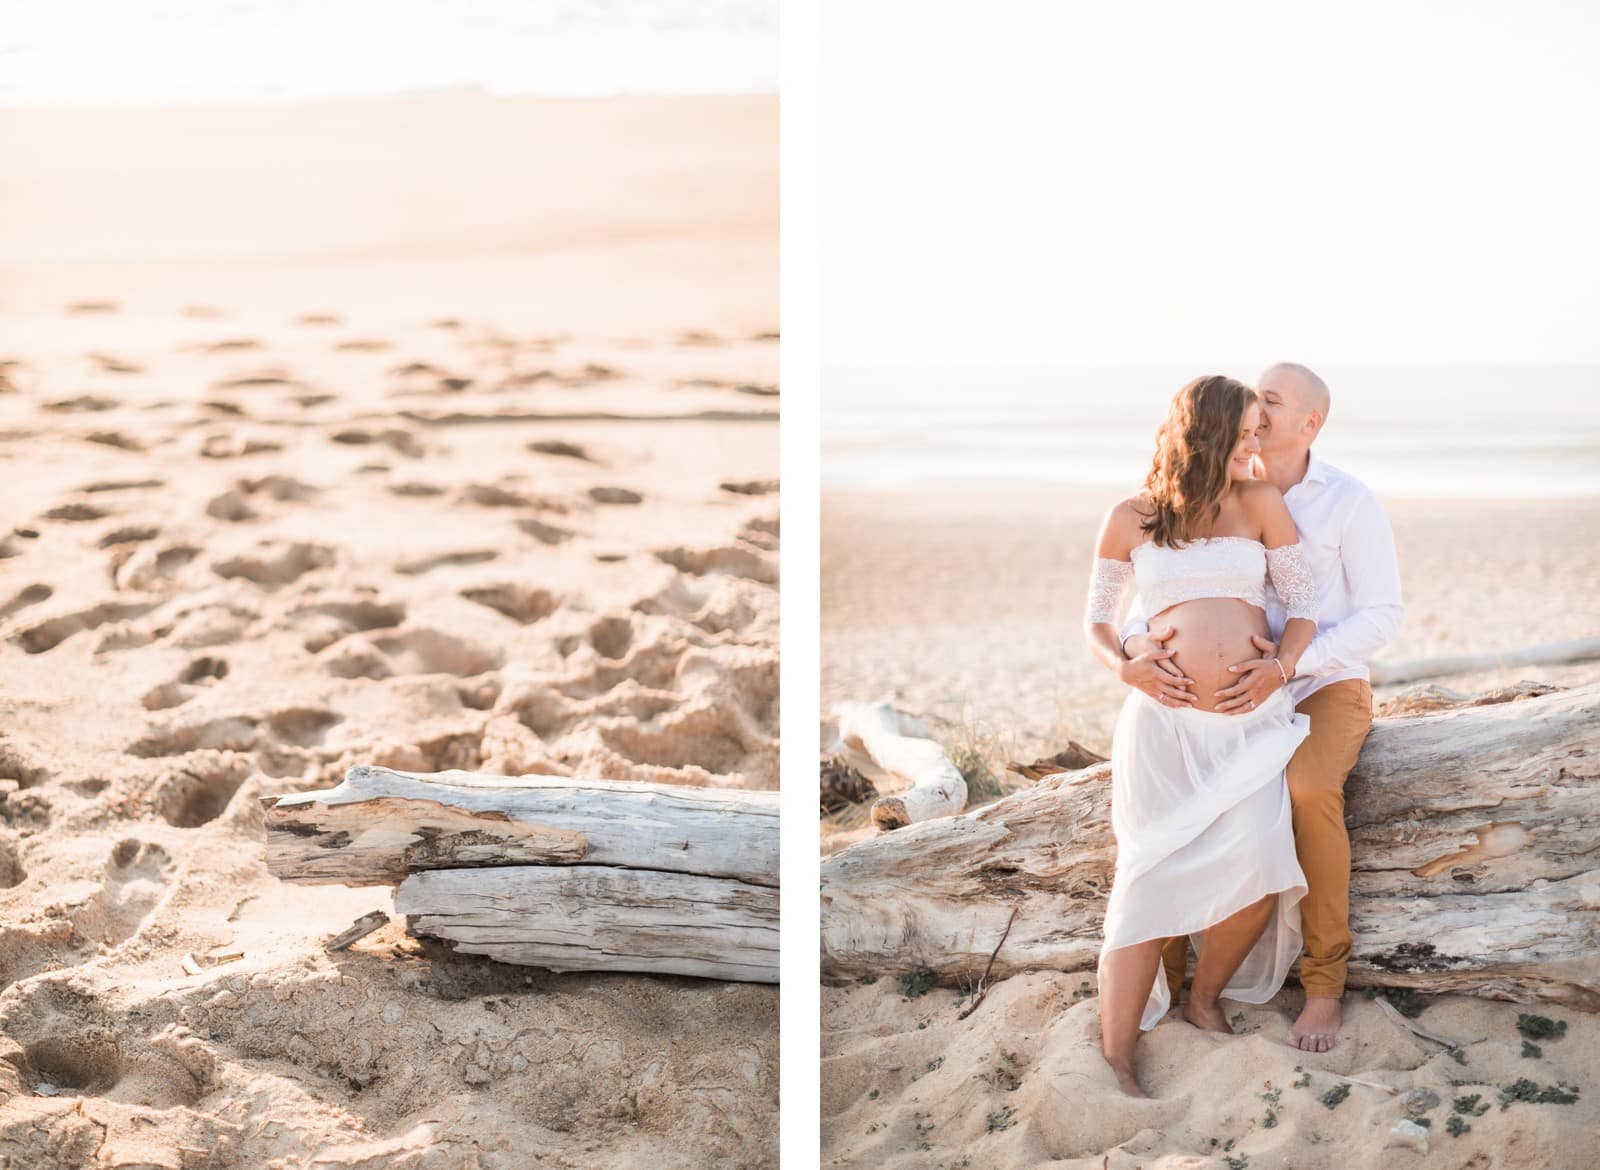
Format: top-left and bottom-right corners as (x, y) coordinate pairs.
(1295, 487), (1405, 677)
(1118, 589), (1150, 647)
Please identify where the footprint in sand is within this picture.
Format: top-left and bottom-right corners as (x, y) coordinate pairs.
(720, 479), (779, 496)
(329, 427), (424, 458)
(199, 433), (285, 459)
(370, 628), (503, 677)
(114, 544), (199, 593)
(336, 338), (391, 352)
(102, 838), (173, 942)
(147, 754), (253, 824)
(140, 655), (230, 714)
(456, 482), (533, 508)
(654, 544), (777, 585)
(387, 481), (447, 498)
(84, 430), (146, 452)
(20, 1026), (209, 1109)
(0, 832), (24, 889)
(87, 352), (143, 375)
(294, 312), (342, 326)
(11, 600), (161, 654)
(79, 478), (165, 495)
(199, 399), (249, 417)
(588, 486), (642, 506)
(527, 439), (598, 462)
(395, 548), (499, 575)
(98, 524), (161, 549)
(204, 489), (258, 522)
(41, 500), (111, 523)
(191, 338), (260, 354)
(212, 541), (335, 588)
(211, 370), (298, 391)
(286, 592), (406, 651)
(735, 383), (779, 397)
(0, 583), (52, 621)
(42, 395), (119, 414)
(66, 300), (120, 314)
(739, 515), (779, 551)
(459, 583), (559, 625)
(515, 516), (575, 546)
(241, 474), (319, 502)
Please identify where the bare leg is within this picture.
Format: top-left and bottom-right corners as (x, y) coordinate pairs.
(1098, 939), (1165, 1097)
(1184, 894), (1276, 1033)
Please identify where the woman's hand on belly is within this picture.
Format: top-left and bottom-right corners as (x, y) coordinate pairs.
(1153, 599), (1275, 714)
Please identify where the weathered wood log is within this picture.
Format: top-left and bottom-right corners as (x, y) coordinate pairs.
(397, 865), (779, 982)
(265, 764), (779, 887)
(833, 701), (967, 830)
(820, 684), (1600, 1008)
(1369, 636), (1600, 686)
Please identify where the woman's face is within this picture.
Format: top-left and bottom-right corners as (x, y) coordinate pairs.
(1229, 401), (1262, 481)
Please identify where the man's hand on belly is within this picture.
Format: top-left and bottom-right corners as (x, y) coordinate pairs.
(1214, 634), (1284, 713)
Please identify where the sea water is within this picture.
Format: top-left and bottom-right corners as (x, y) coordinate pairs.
(823, 365), (1600, 498)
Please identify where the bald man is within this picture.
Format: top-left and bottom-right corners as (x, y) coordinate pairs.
(1121, 362), (1405, 1052)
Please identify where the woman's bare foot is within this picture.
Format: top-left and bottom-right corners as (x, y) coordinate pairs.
(1291, 995), (1343, 1052)
(1182, 998), (1234, 1034)
(1105, 1058), (1152, 1099)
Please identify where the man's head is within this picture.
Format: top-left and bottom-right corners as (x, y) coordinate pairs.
(1255, 362), (1329, 457)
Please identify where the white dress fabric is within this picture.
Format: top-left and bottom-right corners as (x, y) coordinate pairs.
(1094, 538), (1312, 1031)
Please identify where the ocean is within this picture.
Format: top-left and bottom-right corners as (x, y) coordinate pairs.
(0, 0), (777, 105)
(823, 365), (1600, 499)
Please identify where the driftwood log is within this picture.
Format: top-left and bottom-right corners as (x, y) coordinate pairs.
(834, 701), (967, 830)
(820, 683), (1600, 1008)
(398, 866), (778, 982)
(265, 765), (779, 982)
(265, 764), (778, 886)
(1369, 636), (1600, 686)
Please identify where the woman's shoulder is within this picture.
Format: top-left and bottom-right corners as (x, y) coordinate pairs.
(1233, 479), (1289, 516)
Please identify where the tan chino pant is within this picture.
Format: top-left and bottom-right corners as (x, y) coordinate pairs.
(1162, 678), (1374, 1001)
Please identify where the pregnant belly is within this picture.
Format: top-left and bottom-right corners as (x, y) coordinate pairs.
(1151, 598), (1272, 714)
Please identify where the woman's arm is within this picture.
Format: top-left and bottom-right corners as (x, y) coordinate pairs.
(1084, 501), (1196, 704)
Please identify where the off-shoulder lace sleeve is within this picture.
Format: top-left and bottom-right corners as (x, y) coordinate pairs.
(1085, 557), (1133, 625)
(1266, 543), (1318, 621)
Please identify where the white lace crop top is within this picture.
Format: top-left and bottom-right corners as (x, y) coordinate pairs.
(1085, 536), (1318, 625)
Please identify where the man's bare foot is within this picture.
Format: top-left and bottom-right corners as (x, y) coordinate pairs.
(1104, 1058), (1152, 1099)
(1292, 995), (1343, 1052)
(1182, 998), (1234, 1034)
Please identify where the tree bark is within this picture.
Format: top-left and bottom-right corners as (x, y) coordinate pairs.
(820, 684), (1600, 1008)
(833, 701), (967, 830)
(264, 764), (779, 887)
(397, 865), (779, 982)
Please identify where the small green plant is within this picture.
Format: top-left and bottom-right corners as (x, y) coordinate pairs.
(1260, 1082), (1281, 1129)
(1522, 1040), (1542, 1059)
(867, 1088), (879, 1100)
(1319, 1083), (1351, 1110)
(1449, 1046), (1469, 1065)
(1445, 1114), (1469, 1137)
(926, 1055), (945, 1072)
(1497, 1078), (1580, 1109)
(912, 1111), (935, 1150)
(1230, 1011), (1246, 1029)
(1413, 1117), (1432, 1128)
(1223, 1154), (1249, 1170)
(916, 1019), (929, 1030)
(1072, 980), (1095, 1000)
(1291, 1065), (1311, 1089)
(942, 720), (1006, 803)
(985, 1105), (1016, 1133)
(1453, 1094), (1490, 1117)
(900, 967), (937, 998)
(1516, 1014), (1567, 1041)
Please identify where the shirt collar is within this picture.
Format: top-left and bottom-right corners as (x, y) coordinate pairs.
(1300, 449), (1330, 487)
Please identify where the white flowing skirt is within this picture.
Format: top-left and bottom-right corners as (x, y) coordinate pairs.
(1099, 687), (1310, 1031)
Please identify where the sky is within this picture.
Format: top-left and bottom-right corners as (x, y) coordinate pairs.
(0, 1), (778, 104)
(822, 1), (1600, 368)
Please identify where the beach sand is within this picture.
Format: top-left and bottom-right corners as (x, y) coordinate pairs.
(0, 95), (777, 1169)
(821, 487), (1600, 1168)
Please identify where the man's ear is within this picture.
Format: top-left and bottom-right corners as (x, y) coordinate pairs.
(1304, 411), (1325, 438)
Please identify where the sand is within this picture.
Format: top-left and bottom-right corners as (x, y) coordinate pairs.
(0, 95), (777, 1169)
(821, 486), (1600, 1168)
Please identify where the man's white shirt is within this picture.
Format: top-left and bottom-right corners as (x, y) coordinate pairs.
(1120, 450), (1405, 703)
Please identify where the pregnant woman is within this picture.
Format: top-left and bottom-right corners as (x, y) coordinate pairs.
(1082, 374), (1319, 1098)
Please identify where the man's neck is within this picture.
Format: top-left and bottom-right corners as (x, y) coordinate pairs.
(1258, 448), (1312, 494)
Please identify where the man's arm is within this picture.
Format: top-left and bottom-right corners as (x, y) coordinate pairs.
(1118, 591), (1150, 653)
(1294, 487), (1405, 678)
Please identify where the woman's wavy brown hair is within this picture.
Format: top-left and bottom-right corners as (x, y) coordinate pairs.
(1141, 374), (1258, 548)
